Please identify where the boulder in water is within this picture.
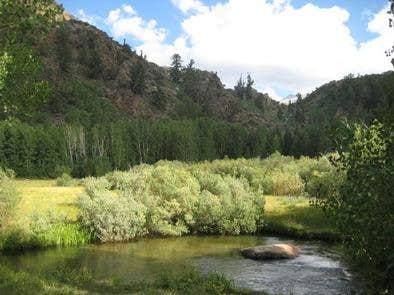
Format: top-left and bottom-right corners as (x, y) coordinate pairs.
(241, 244), (301, 260)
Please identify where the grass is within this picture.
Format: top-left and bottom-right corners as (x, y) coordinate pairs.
(0, 264), (264, 295)
(12, 179), (83, 223)
(1, 180), (339, 254)
(262, 195), (340, 241)
(0, 180), (88, 253)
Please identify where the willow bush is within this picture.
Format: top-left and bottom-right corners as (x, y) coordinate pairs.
(77, 155), (340, 242)
(78, 161), (265, 241)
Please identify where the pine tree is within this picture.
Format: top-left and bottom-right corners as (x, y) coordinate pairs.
(245, 74), (254, 99)
(130, 61), (146, 94)
(234, 75), (246, 99)
(170, 54), (183, 84)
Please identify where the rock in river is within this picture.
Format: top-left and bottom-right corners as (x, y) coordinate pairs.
(241, 244), (301, 260)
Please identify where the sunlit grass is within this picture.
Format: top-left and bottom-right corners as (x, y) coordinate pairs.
(9, 180), (337, 243)
(263, 195), (338, 240)
(13, 179), (83, 224)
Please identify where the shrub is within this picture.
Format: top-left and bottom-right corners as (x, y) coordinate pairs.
(78, 192), (146, 242)
(55, 173), (75, 187)
(78, 160), (265, 240)
(317, 122), (394, 291)
(266, 170), (304, 196)
(82, 176), (111, 196)
(0, 169), (21, 228)
(53, 165), (72, 178)
(193, 174), (264, 235)
(305, 169), (343, 199)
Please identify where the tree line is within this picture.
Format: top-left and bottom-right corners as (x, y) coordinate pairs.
(0, 119), (294, 178)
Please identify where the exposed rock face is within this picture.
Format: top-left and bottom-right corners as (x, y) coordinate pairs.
(38, 16), (282, 126)
(241, 244), (301, 260)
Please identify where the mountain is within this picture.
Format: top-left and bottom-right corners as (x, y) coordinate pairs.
(35, 15), (282, 127)
(1, 10), (393, 177)
(35, 13), (393, 151)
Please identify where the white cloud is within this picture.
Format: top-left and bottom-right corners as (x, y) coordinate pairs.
(105, 5), (167, 44)
(122, 4), (137, 15)
(106, 8), (121, 25)
(171, 0), (209, 14)
(262, 87), (283, 101)
(105, 1), (394, 97)
(77, 9), (100, 25)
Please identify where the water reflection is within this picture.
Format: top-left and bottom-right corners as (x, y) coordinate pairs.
(0, 236), (360, 294)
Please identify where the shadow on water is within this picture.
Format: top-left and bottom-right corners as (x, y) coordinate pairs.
(0, 236), (362, 294)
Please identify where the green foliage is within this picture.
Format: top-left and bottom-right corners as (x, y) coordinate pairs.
(317, 121), (394, 292)
(266, 170), (304, 196)
(78, 160), (265, 242)
(234, 74), (254, 100)
(55, 25), (72, 74)
(78, 191), (146, 242)
(0, 44), (51, 120)
(0, 168), (20, 228)
(55, 173), (75, 187)
(0, 0), (62, 47)
(130, 60), (146, 94)
(0, 221), (90, 253)
(263, 196), (338, 241)
(170, 53), (183, 84)
(0, 264), (257, 295)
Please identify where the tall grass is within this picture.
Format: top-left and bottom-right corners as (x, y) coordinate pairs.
(0, 222), (91, 253)
(0, 264), (262, 295)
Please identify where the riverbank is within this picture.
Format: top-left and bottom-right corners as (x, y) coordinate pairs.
(0, 180), (353, 294)
(0, 180), (340, 253)
(0, 263), (263, 295)
(262, 196), (340, 242)
(0, 235), (355, 295)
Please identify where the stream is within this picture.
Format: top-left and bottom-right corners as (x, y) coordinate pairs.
(0, 236), (361, 294)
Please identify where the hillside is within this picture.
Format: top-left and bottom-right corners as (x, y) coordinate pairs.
(276, 71), (394, 156)
(34, 14), (393, 133)
(35, 15), (281, 127)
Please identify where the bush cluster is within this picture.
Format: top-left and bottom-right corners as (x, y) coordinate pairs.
(317, 122), (394, 291)
(55, 173), (76, 187)
(78, 155), (340, 243)
(78, 161), (265, 242)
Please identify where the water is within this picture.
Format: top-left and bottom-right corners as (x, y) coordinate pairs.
(0, 236), (361, 294)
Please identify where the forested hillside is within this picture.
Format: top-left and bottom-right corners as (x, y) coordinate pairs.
(0, 9), (393, 177)
(36, 14), (281, 127)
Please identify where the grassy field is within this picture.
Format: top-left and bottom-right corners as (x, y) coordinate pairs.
(12, 180), (83, 224)
(263, 195), (338, 241)
(11, 180), (337, 241)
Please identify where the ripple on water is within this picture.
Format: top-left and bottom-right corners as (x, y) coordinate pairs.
(193, 245), (359, 295)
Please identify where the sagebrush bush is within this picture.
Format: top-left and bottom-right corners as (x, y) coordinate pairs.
(82, 176), (111, 196)
(78, 160), (265, 241)
(0, 169), (21, 228)
(77, 155), (339, 242)
(78, 191), (146, 242)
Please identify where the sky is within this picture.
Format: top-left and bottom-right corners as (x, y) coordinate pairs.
(58, 0), (393, 100)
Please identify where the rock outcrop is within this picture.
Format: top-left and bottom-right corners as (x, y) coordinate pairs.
(241, 244), (301, 260)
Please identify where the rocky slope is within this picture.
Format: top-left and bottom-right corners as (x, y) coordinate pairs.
(37, 16), (282, 127)
(36, 14), (393, 129)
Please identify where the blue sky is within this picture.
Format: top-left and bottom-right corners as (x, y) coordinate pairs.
(60, 0), (387, 44)
(58, 0), (392, 99)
